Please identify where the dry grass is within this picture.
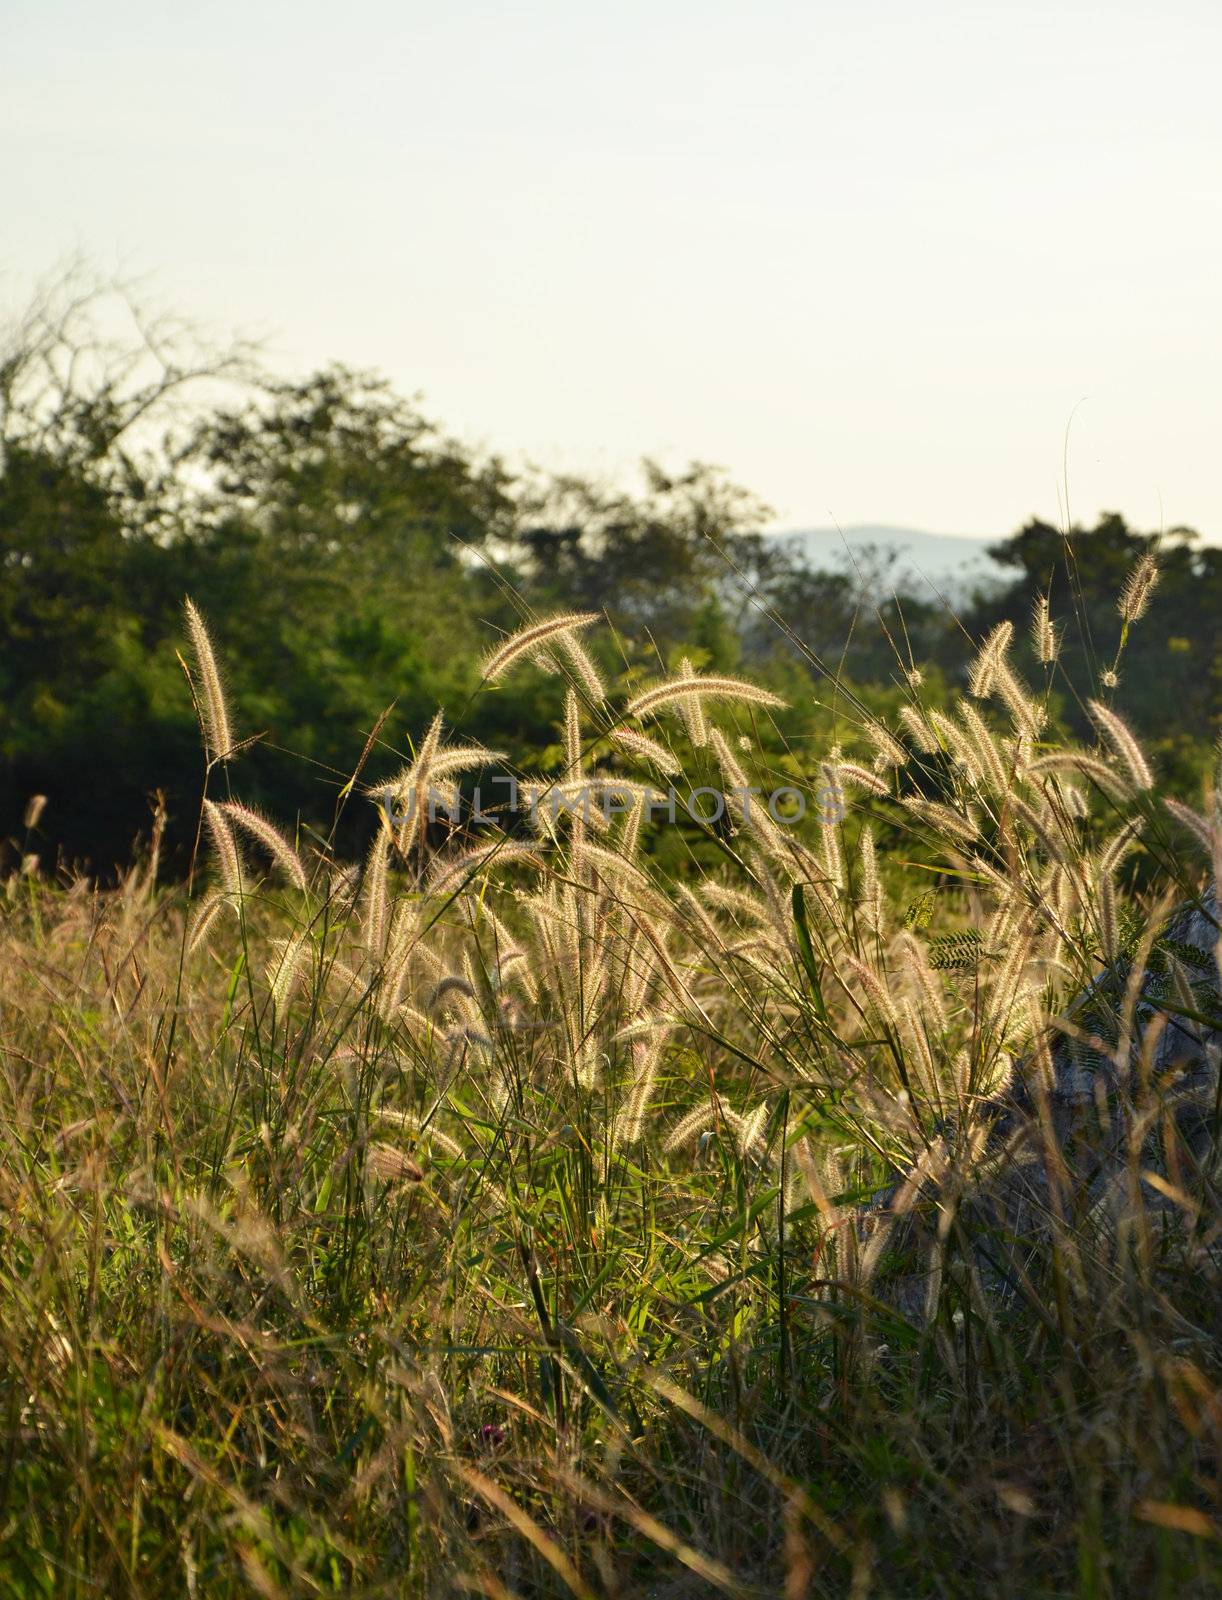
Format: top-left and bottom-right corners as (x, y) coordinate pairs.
(0, 604), (1219, 1597)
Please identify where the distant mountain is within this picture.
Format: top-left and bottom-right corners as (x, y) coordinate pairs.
(775, 525), (1005, 592)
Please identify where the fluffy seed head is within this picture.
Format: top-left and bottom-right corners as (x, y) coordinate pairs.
(1098, 872), (1119, 963)
(382, 744), (503, 799)
(956, 700), (1011, 792)
(610, 727), (681, 776)
(676, 657), (708, 748)
(858, 827), (883, 932)
(188, 888), (233, 952)
(845, 956), (902, 1033)
(218, 802), (307, 890)
(1029, 750), (1132, 798)
(429, 839), (546, 898)
(366, 1144), (425, 1185)
(992, 663), (1043, 738)
(267, 931), (310, 1007)
(903, 797), (980, 844)
(202, 800), (242, 893)
(564, 689), (582, 777)
(362, 825), (390, 953)
(1032, 594), (1058, 664)
(866, 722), (907, 768)
(1118, 551), (1159, 624)
(898, 706), (937, 752)
(1163, 798), (1215, 854)
(625, 673), (787, 723)
(968, 621), (1014, 698)
(481, 613), (601, 683)
(837, 762), (891, 797)
(184, 598), (234, 762)
(1087, 699), (1153, 790)
(559, 632), (606, 702)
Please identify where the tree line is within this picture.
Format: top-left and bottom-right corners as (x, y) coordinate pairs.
(2, 280), (1217, 875)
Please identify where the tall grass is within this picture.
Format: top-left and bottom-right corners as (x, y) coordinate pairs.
(1, 596), (1218, 1597)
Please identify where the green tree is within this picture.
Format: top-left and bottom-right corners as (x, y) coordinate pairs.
(973, 514), (1221, 790)
(515, 459), (773, 651)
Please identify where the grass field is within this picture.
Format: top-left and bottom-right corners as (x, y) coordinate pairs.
(1, 603), (1218, 1597)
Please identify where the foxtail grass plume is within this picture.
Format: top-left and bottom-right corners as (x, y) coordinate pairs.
(903, 797), (980, 844)
(1099, 817), (1144, 876)
(866, 722), (907, 769)
(184, 598), (234, 762)
(663, 1103), (722, 1153)
(898, 705), (937, 752)
(202, 800), (242, 893)
(1032, 594), (1058, 664)
(379, 710), (446, 855)
(1087, 699), (1153, 790)
(187, 887), (231, 951)
(361, 825), (390, 953)
(956, 700), (1011, 792)
(1098, 870), (1119, 964)
(573, 838), (650, 888)
(267, 931), (310, 1008)
(1118, 551), (1159, 624)
(820, 811), (844, 888)
(559, 631), (607, 702)
(929, 710), (982, 782)
(845, 956), (903, 1033)
(676, 657), (708, 747)
(481, 612), (601, 684)
(1030, 749), (1133, 797)
(967, 621), (1014, 699)
(564, 689), (582, 778)
(613, 1032), (669, 1149)
(834, 761), (891, 798)
(663, 1101), (768, 1157)
(1009, 794), (1071, 867)
(218, 802), (307, 890)
(382, 742), (504, 797)
(624, 672), (787, 722)
(1163, 797), (1215, 854)
(992, 662), (1044, 739)
(610, 727), (682, 776)
(366, 1144), (425, 1185)
(428, 839), (546, 898)
(858, 826), (883, 932)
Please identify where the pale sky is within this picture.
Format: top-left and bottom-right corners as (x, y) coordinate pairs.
(4, 0), (1220, 539)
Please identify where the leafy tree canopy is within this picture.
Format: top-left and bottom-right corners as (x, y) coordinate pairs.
(1, 278), (1216, 873)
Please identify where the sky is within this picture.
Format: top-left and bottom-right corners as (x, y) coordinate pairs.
(3, 0), (1220, 539)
